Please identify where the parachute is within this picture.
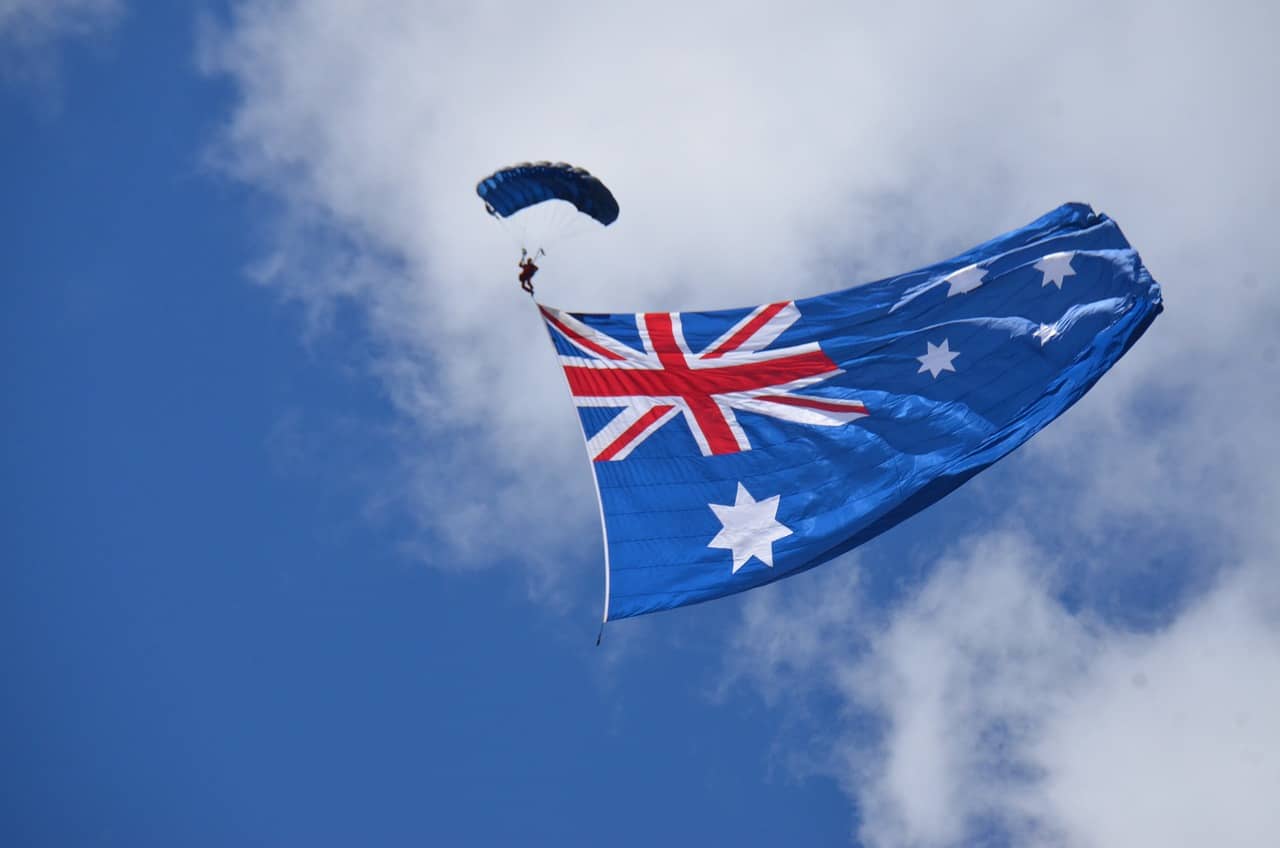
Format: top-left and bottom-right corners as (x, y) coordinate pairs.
(476, 162), (619, 255)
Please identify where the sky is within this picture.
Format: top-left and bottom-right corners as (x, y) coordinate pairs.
(3, 1), (1279, 846)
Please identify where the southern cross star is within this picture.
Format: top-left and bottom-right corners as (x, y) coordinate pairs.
(917, 339), (960, 378)
(1033, 323), (1059, 345)
(943, 263), (987, 297)
(708, 483), (792, 574)
(1035, 252), (1077, 289)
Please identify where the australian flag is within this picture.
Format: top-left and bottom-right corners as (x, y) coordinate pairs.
(541, 203), (1163, 620)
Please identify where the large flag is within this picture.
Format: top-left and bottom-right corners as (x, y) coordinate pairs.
(540, 203), (1162, 620)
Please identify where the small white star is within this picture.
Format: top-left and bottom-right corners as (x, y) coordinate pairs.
(944, 263), (987, 297)
(1035, 252), (1076, 289)
(1033, 323), (1059, 346)
(917, 339), (960, 378)
(708, 483), (792, 574)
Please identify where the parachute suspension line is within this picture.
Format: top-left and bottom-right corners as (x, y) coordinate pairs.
(490, 210), (527, 253)
(476, 162), (619, 263)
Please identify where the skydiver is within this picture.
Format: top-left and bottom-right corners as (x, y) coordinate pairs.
(518, 248), (542, 295)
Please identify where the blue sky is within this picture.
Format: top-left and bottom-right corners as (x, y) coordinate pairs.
(4, 2), (1279, 846)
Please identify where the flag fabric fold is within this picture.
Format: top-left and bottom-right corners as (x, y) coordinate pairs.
(540, 203), (1163, 620)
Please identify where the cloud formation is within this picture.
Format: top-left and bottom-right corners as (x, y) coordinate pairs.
(205, 3), (1280, 839)
(726, 536), (1280, 847)
(204, 0), (1279, 581)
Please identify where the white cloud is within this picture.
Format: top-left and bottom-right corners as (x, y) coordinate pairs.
(726, 536), (1280, 847)
(1036, 562), (1280, 848)
(202, 0), (1280, 588)
(204, 1), (1280, 838)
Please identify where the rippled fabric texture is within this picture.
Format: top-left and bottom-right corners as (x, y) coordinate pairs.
(541, 204), (1163, 620)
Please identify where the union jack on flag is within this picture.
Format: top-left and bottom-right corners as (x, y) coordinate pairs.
(541, 204), (1163, 622)
(540, 301), (869, 462)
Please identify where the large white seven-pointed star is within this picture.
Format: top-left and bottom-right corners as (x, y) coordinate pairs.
(943, 263), (987, 297)
(917, 339), (960, 378)
(708, 483), (792, 574)
(1035, 252), (1077, 289)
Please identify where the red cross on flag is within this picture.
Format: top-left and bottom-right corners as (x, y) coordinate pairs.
(541, 301), (869, 462)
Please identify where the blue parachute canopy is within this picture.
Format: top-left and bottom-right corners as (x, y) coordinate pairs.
(476, 162), (619, 226)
